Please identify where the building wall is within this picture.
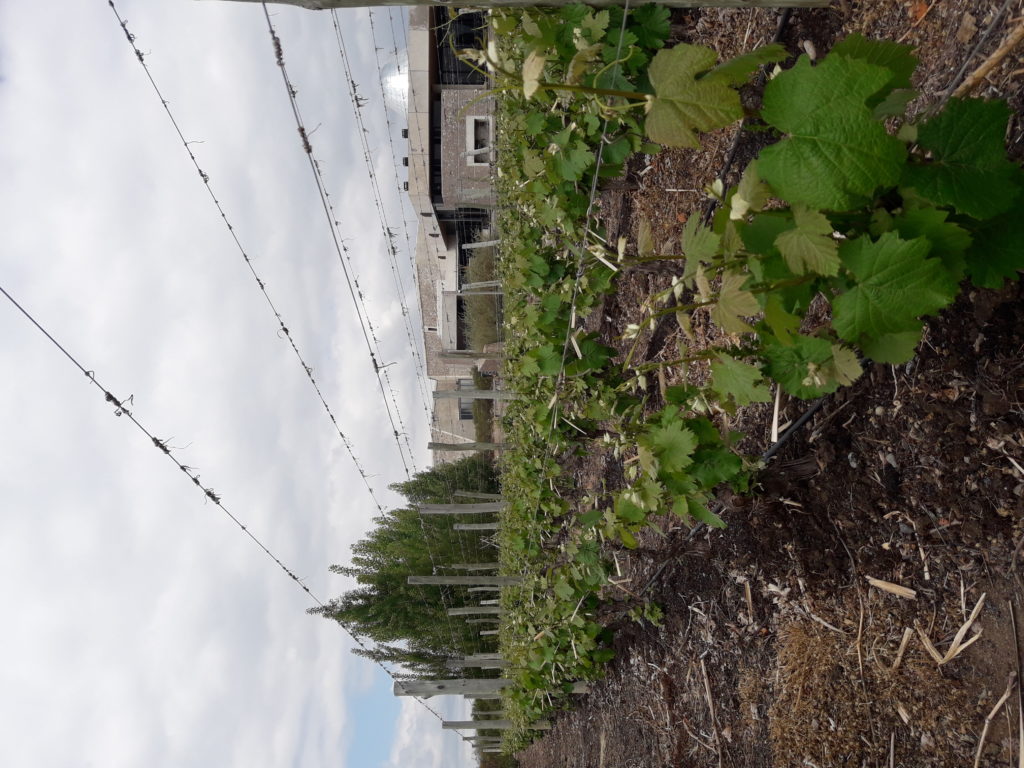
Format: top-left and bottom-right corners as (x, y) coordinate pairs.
(406, 6), (500, 464)
(440, 89), (495, 208)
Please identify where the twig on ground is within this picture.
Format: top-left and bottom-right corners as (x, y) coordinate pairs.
(700, 657), (724, 768)
(954, 19), (1024, 96)
(897, 0), (941, 43)
(974, 672), (1018, 768)
(892, 627), (913, 671)
(940, 0), (1017, 106)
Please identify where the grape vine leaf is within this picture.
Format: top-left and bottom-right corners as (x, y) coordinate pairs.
(710, 354), (773, 407)
(710, 271), (759, 334)
(645, 44), (743, 148)
(890, 206), (972, 278)
(830, 34), (917, 95)
(762, 293), (801, 345)
(551, 145), (595, 182)
(639, 411), (697, 474)
(964, 210), (1024, 288)
(730, 160), (771, 220)
(824, 344), (863, 386)
(758, 55), (906, 210)
(704, 43), (788, 86)
(859, 329), (922, 364)
(628, 4), (671, 49)
(761, 333), (839, 399)
(832, 233), (957, 346)
(774, 204), (841, 276)
(901, 98), (1021, 220)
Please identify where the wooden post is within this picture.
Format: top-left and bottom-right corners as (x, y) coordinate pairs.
(418, 502), (505, 514)
(425, 442), (505, 454)
(434, 389), (516, 401)
(445, 658), (509, 669)
(395, 679), (589, 698)
(480, 630), (499, 636)
(479, 599), (500, 605)
(453, 522), (500, 531)
(443, 720), (550, 730)
(394, 678), (510, 697)
(450, 563), (499, 570)
(407, 575), (520, 586)
(447, 606), (503, 616)
(468, 586), (502, 593)
(453, 491), (503, 499)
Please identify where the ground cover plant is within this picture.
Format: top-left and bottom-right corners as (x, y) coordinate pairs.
(485, 2), (1024, 748)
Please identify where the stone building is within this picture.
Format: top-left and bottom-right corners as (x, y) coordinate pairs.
(406, 6), (500, 462)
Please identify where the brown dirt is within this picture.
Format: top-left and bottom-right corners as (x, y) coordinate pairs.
(517, 3), (1024, 767)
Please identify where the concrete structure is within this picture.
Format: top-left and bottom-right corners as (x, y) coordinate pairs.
(406, 7), (501, 461)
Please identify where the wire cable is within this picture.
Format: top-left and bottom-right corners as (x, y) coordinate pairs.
(104, 0), (388, 512)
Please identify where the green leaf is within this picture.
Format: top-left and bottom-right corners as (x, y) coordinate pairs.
(618, 528), (639, 549)
(762, 292), (801, 344)
(860, 329), (921, 364)
(688, 446), (744, 490)
(832, 233), (957, 345)
(901, 98), (1021, 220)
(525, 111), (548, 137)
(579, 508), (603, 527)
(710, 354), (773, 407)
(730, 159), (771, 220)
(627, 4), (671, 49)
(825, 344), (863, 386)
(890, 206), (972, 278)
(758, 55), (906, 210)
(710, 271), (759, 334)
(551, 145), (595, 181)
(872, 89), (917, 119)
(965, 210), (1024, 288)
(774, 204), (841, 276)
(553, 579), (575, 600)
(567, 43), (603, 84)
(680, 216), (721, 287)
(704, 43), (788, 86)
(641, 418), (697, 474)
(762, 333), (839, 399)
(830, 34), (917, 92)
(645, 44), (743, 148)
(688, 498), (726, 528)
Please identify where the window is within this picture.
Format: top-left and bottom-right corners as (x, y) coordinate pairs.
(465, 116), (492, 166)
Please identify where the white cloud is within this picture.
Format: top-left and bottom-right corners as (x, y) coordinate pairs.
(0, 1), (454, 767)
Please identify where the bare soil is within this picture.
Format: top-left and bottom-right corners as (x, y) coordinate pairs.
(517, 3), (1024, 767)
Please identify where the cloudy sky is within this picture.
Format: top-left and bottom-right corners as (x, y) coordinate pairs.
(0, 1), (473, 766)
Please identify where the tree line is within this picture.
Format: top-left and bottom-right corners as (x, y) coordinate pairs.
(309, 454), (502, 677)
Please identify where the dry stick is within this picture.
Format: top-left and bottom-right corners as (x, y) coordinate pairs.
(896, 0), (941, 43)
(892, 627), (913, 671)
(700, 658), (725, 768)
(953, 19), (1024, 97)
(1011, 601), (1024, 768)
(974, 672), (1018, 768)
(940, 0), (1017, 104)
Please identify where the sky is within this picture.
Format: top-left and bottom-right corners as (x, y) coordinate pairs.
(0, 1), (473, 766)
